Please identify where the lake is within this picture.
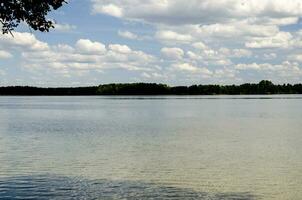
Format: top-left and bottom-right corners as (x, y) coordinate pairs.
(0, 96), (301, 200)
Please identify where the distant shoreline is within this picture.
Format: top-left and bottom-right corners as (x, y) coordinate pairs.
(0, 80), (302, 96)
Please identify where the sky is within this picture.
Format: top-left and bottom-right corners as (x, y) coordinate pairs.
(1, 0), (302, 86)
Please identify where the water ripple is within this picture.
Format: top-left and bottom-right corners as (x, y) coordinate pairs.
(0, 175), (257, 200)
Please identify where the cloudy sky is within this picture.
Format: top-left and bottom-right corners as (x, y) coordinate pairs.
(1, 0), (302, 86)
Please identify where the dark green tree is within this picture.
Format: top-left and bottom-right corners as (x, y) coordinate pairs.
(258, 80), (274, 94)
(0, 0), (66, 35)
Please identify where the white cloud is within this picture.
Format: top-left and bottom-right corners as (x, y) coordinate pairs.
(186, 46), (234, 66)
(172, 63), (200, 72)
(192, 22), (279, 39)
(109, 44), (132, 54)
(0, 32), (49, 51)
(235, 61), (302, 76)
(90, 0), (302, 84)
(233, 61), (302, 83)
(171, 63), (212, 75)
(91, 0), (302, 26)
(263, 53), (277, 60)
(155, 30), (193, 43)
(0, 50), (12, 59)
(92, 3), (123, 17)
(235, 63), (263, 70)
(251, 17), (299, 26)
(219, 48), (252, 58)
(288, 54), (302, 63)
(141, 72), (168, 80)
(118, 30), (138, 40)
(213, 68), (237, 79)
(16, 36), (157, 75)
(75, 39), (106, 54)
(161, 47), (184, 60)
(187, 51), (201, 60)
(54, 23), (77, 32)
(53, 44), (75, 53)
(91, 0), (302, 54)
(245, 32), (293, 49)
(118, 30), (152, 41)
(0, 14), (302, 83)
(192, 42), (208, 50)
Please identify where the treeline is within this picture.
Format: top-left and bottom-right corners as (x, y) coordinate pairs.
(0, 86), (98, 96)
(96, 81), (302, 95)
(0, 81), (302, 95)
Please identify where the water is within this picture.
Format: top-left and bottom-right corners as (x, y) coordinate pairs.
(0, 96), (301, 200)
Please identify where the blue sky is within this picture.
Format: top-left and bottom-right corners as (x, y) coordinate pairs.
(1, 0), (302, 86)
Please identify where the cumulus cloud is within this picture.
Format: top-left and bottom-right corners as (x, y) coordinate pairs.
(54, 23), (77, 32)
(171, 63), (212, 75)
(192, 22), (279, 39)
(0, 32), (49, 51)
(91, 0), (302, 25)
(185, 46), (236, 66)
(192, 42), (208, 50)
(155, 30), (193, 43)
(90, 0), (302, 83)
(22, 39), (156, 72)
(161, 47), (184, 60)
(4, 1), (298, 84)
(0, 32), (157, 78)
(75, 39), (106, 54)
(288, 54), (302, 63)
(91, 0), (302, 48)
(2, 0), (302, 84)
(263, 53), (277, 60)
(245, 32), (293, 49)
(109, 44), (132, 54)
(218, 48), (252, 58)
(235, 61), (302, 75)
(0, 50), (12, 59)
(92, 3), (123, 17)
(141, 72), (168, 80)
(118, 30), (138, 40)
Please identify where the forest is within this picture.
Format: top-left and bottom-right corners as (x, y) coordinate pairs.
(0, 81), (302, 95)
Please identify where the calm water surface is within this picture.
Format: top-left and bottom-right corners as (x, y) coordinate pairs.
(0, 96), (301, 199)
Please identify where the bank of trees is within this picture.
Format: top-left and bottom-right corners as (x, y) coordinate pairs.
(0, 86), (98, 95)
(0, 81), (302, 95)
(96, 81), (302, 95)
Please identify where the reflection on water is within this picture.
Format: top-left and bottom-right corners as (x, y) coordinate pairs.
(0, 174), (256, 200)
(0, 96), (302, 200)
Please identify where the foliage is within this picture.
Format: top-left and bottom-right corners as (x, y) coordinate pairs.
(97, 83), (170, 95)
(0, 0), (66, 34)
(0, 86), (98, 95)
(0, 81), (302, 95)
